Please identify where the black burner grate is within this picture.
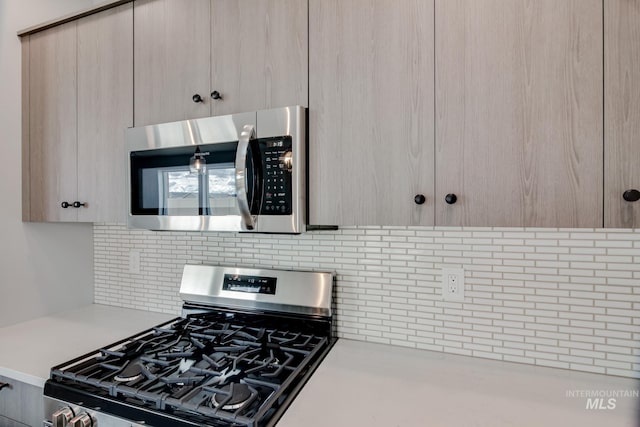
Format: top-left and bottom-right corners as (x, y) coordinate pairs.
(47, 310), (332, 427)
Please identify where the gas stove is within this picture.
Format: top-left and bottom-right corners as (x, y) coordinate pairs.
(44, 265), (334, 427)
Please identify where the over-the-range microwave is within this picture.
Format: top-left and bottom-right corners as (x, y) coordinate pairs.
(126, 106), (306, 233)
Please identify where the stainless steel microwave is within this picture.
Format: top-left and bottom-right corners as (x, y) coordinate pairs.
(126, 106), (306, 233)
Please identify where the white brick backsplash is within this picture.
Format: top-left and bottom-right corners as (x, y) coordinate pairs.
(93, 224), (640, 379)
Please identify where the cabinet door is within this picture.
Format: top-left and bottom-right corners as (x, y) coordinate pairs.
(0, 375), (44, 427)
(77, 4), (133, 222)
(29, 22), (78, 222)
(309, 0), (435, 226)
(210, 0), (308, 115)
(605, 0), (640, 228)
(436, 0), (603, 227)
(133, 0), (210, 126)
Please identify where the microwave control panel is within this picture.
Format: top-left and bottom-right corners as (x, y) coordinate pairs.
(261, 136), (293, 215)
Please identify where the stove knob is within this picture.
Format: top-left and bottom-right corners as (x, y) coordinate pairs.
(69, 413), (94, 427)
(52, 407), (74, 427)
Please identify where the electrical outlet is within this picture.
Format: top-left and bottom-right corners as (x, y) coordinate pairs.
(129, 250), (141, 274)
(442, 267), (465, 301)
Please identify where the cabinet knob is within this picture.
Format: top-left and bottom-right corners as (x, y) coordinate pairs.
(61, 201), (71, 209)
(211, 90), (223, 100)
(623, 189), (640, 202)
(192, 94), (203, 103)
(445, 194), (458, 205)
(73, 201), (87, 208)
(0, 381), (9, 391)
(414, 194), (426, 205)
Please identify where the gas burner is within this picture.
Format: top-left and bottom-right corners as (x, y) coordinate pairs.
(264, 356), (280, 366)
(114, 361), (144, 382)
(211, 383), (254, 410)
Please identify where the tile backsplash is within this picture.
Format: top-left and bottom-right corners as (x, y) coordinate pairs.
(94, 224), (640, 378)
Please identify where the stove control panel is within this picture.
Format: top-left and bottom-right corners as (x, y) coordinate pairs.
(222, 274), (277, 295)
(45, 399), (151, 427)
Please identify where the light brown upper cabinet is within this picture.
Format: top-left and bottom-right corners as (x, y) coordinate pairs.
(23, 5), (133, 223)
(26, 22), (78, 222)
(605, 0), (640, 228)
(133, 0), (211, 126)
(309, 0), (435, 226)
(134, 0), (308, 127)
(435, 0), (603, 227)
(211, 0), (308, 116)
(77, 4), (133, 222)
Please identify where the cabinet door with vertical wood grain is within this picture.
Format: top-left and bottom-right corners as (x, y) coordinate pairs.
(309, 0), (435, 226)
(605, 0), (640, 228)
(133, 0), (210, 126)
(28, 22), (78, 222)
(211, 0), (308, 116)
(436, 0), (603, 227)
(77, 3), (133, 222)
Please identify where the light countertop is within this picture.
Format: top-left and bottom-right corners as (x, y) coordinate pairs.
(0, 304), (175, 387)
(278, 339), (640, 427)
(1, 307), (638, 426)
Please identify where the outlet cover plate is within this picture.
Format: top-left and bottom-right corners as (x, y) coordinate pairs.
(442, 267), (465, 301)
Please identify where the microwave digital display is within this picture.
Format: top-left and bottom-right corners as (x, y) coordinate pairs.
(222, 274), (277, 295)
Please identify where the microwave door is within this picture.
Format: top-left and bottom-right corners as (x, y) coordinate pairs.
(133, 146), (231, 214)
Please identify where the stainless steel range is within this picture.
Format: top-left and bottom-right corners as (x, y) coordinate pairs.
(43, 265), (334, 427)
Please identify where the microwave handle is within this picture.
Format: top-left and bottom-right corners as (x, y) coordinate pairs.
(236, 124), (256, 230)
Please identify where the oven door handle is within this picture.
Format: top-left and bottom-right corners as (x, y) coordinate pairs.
(236, 124), (256, 230)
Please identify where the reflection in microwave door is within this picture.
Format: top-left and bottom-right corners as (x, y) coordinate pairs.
(166, 168), (237, 198)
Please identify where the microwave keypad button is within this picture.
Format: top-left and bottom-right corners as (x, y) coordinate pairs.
(261, 144), (291, 215)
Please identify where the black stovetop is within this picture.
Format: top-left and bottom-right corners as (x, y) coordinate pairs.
(45, 307), (334, 427)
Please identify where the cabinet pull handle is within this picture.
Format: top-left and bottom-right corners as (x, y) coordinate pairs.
(445, 194), (458, 205)
(73, 201), (87, 208)
(414, 194), (426, 205)
(192, 94), (203, 103)
(0, 381), (9, 391)
(61, 201), (71, 209)
(211, 90), (223, 100)
(623, 189), (640, 202)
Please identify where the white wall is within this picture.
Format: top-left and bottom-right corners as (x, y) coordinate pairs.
(0, 0), (96, 327)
